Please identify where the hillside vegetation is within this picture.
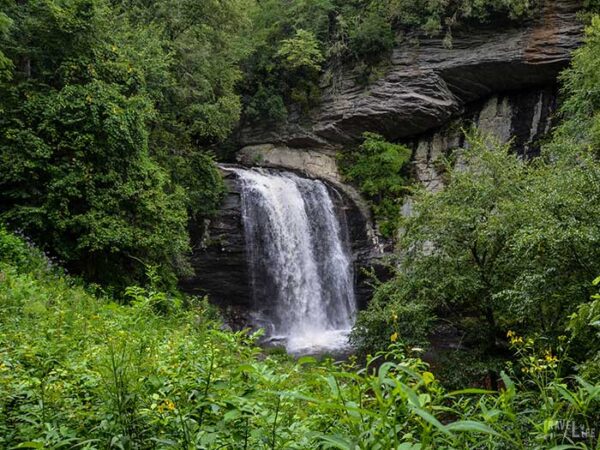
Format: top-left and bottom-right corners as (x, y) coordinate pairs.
(1, 0), (600, 448)
(1, 228), (600, 448)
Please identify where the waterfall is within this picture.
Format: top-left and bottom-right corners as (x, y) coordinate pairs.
(232, 167), (356, 354)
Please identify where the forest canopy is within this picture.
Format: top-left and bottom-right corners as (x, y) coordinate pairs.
(0, 0), (255, 288)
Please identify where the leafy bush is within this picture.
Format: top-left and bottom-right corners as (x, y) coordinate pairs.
(340, 132), (412, 237)
(277, 29), (325, 73)
(0, 11), (11, 82)
(350, 273), (433, 356)
(347, 8), (395, 63)
(552, 15), (600, 158)
(0, 80), (191, 288)
(244, 85), (288, 123)
(568, 277), (600, 380)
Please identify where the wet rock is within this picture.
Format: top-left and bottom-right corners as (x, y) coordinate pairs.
(179, 171), (250, 309)
(180, 167), (384, 322)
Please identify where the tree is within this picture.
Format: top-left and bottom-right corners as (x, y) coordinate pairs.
(0, 11), (12, 82)
(0, 0), (224, 288)
(353, 132), (600, 366)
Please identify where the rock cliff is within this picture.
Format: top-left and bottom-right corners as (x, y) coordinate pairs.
(240, 0), (582, 149)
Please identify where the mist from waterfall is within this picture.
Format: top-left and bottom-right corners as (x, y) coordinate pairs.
(232, 168), (356, 354)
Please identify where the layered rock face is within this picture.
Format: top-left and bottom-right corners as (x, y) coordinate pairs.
(412, 86), (557, 192)
(181, 170), (249, 311)
(240, 0), (582, 150)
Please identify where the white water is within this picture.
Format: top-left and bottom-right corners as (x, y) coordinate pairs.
(233, 168), (356, 354)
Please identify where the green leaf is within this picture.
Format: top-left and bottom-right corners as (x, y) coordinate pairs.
(410, 406), (451, 436)
(500, 371), (515, 392)
(446, 420), (501, 437)
(320, 434), (353, 449)
(297, 356), (317, 366)
(223, 409), (241, 422)
(447, 388), (496, 396)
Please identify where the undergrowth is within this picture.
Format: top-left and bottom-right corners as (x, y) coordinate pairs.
(1, 228), (599, 449)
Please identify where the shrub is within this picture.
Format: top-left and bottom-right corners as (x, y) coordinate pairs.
(350, 272), (434, 356)
(340, 132), (412, 237)
(347, 10), (395, 63)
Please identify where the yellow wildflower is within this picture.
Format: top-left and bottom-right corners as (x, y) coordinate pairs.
(390, 332), (398, 342)
(509, 334), (524, 346)
(422, 371), (435, 385)
(157, 399), (176, 413)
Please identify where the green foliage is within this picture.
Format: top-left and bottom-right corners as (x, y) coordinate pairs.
(112, 0), (255, 145)
(347, 7), (396, 62)
(0, 11), (12, 82)
(552, 16), (600, 158)
(244, 84), (288, 123)
(354, 131), (600, 373)
(341, 132), (412, 237)
(240, 1), (331, 121)
(0, 227), (46, 273)
(277, 29), (325, 73)
(0, 0), (230, 289)
(386, 0), (539, 31)
(568, 278), (600, 380)
(1, 232), (600, 449)
(350, 272), (433, 355)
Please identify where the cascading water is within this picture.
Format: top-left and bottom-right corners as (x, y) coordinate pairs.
(232, 167), (356, 354)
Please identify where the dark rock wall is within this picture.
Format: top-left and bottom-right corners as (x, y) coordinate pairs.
(180, 172), (249, 310)
(181, 168), (381, 320)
